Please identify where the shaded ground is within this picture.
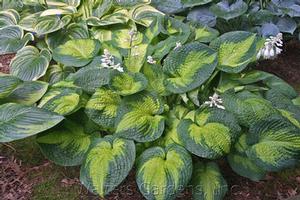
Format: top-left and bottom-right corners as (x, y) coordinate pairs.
(1, 40), (300, 200)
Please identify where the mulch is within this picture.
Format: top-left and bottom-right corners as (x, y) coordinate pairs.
(0, 54), (14, 74)
(1, 40), (300, 200)
(0, 156), (32, 200)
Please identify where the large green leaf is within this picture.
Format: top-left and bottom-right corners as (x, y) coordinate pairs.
(10, 46), (51, 81)
(92, 23), (143, 49)
(2, 0), (23, 10)
(192, 162), (228, 200)
(114, 0), (150, 7)
(53, 39), (101, 67)
(109, 71), (148, 96)
(115, 92), (165, 142)
(129, 4), (164, 27)
(151, 0), (184, 14)
(19, 12), (72, 35)
(0, 9), (20, 28)
(163, 42), (217, 94)
(221, 90), (279, 127)
(86, 9), (129, 26)
(0, 74), (22, 98)
(0, 103), (64, 142)
(0, 74), (48, 105)
(37, 120), (97, 166)
(150, 17), (191, 60)
(80, 136), (135, 197)
(0, 25), (34, 55)
(210, 31), (257, 73)
(247, 116), (300, 171)
(194, 25), (219, 43)
(136, 144), (192, 200)
(178, 108), (241, 159)
(227, 134), (266, 181)
(210, 0), (248, 20)
(46, 22), (90, 51)
(38, 81), (86, 115)
(142, 63), (169, 96)
(181, 0), (212, 8)
(85, 88), (121, 129)
(161, 105), (191, 146)
(39, 0), (81, 7)
(78, 0), (113, 19)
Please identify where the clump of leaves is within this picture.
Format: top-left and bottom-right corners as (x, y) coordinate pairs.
(1, 1), (300, 200)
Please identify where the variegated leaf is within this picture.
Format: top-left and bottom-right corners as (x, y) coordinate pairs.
(80, 136), (135, 197)
(0, 103), (64, 142)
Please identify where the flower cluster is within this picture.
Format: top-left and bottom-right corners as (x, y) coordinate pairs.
(257, 33), (283, 60)
(101, 49), (124, 72)
(203, 93), (225, 110)
(147, 56), (156, 64)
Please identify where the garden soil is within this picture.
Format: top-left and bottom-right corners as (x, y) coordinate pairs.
(0, 40), (300, 200)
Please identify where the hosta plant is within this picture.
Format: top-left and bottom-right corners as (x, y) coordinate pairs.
(0, 1), (300, 200)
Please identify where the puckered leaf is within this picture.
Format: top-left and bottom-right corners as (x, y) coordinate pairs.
(218, 70), (298, 99)
(53, 39), (101, 67)
(0, 74), (48, 105)
(178, 107), (241, 159)
(210, 31), (257, 73)
(0, 9), (20, 28)
(71, 58), (112, 93)
(44, 64), (75, 85)
(109, 71), (148, 96)
(192, 162), (228, 200)
(80, 136), (135, 197)
(163, 42), (217, 94)
(37, 119), (97, 166)
(46, 22), (90, 51)
(10, 46), (51, 81)
(0, 103), (64, 142)
(247, 116), (300, 171)
(136, 144), (192, 200)
(38, 81), (86, 116)
(221, 90), (279, 127)
(187, 7), (217, 27)
(210, 0), (248, 20)
(115, 92), (165, 142)
(85, 88), (121, 129)
(19, 12), (72, 35)
(227, 134), (266, 181)
(0, 25), (34, 55)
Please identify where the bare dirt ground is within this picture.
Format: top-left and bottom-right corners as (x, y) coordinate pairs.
(0, 40), (300, 200)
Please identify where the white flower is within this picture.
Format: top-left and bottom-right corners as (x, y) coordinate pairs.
(257, 33), (283, 60)
(101, 49), (124, 72)
(174, 42), (182, 50)
(147, 56), (156, 64)
(203, 93), (225, 110)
